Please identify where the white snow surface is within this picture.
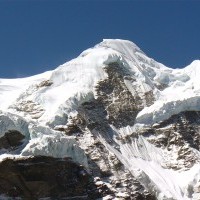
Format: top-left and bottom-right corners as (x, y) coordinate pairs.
(136, 60), (200, 125)
(0, 39), (200, 199)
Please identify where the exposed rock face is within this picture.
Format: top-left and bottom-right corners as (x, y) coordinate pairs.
(95, 62), (154, 128)
(0, 156), (100, 200)
(0, 130), (25, 150)
(12, 100), (44, 119)
(154, 111), (200, 151)
(142, 111), (200, 170)
(37, 80), (53, 88)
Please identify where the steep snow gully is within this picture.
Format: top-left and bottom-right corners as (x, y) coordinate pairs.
(0, 39), (200, 199)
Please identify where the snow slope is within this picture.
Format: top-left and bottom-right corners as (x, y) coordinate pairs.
(136, 60), (200, 125)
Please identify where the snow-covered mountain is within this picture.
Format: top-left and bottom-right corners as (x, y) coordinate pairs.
(0, 39), (200, 200)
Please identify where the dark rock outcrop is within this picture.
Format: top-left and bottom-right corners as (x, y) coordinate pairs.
(140, 111), (200, 170)
(95, 62), (145, 128)
(0, 156), (100, 200)
(0, 130), (25, 150)
(37, 80), (53, 88)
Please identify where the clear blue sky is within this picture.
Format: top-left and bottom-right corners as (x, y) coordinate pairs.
(0, 0), (199, 78)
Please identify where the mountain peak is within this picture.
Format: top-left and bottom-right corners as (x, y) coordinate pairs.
(94, 39), (143, 58)
(97, 39), (141, 51)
